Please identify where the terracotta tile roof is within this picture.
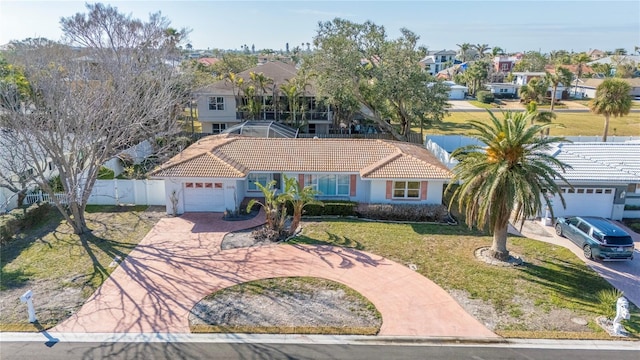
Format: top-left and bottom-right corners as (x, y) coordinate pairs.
(150, 134), (452, 180)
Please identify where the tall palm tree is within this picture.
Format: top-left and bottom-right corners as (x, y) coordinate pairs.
(545, 66), (574, 112)
(448, 111), (570, 261)
(456, 43), (472, 62)
(249, 72), (273, 120)
(279, 79), (302, 126)
(491, 46), (504, 57)
(589, 78), (632, 141)
(572, 53), (591, 96)
(280, 174), (322, 234)
(474, 44), (490, 58)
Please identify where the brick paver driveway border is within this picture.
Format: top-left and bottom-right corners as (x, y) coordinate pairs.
(53, 213), (497, 338)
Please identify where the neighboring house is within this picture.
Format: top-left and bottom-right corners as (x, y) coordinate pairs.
(512, 72), (546, 86)
(439, 81), (468, 100)
(420, 50), (457, 76)
(544, 142), (640, 220)
(587, 49), (606, 61)
(194, 61), (333, 135)
(196, 57), (220, 67)
(149, 134), (452, 214)
(484, 83), (518, 98)
(493, 55), (520, 73)
(572, 78), (640, 100)
(588, 55), (640, 66)
(426, 135), (640, 221)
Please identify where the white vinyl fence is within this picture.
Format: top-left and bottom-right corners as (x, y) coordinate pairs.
(25, 179), (165, 207)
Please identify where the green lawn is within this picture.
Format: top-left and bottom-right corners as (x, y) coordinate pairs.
(424, 111), (640, 136)
(0, 205), (161, 330)
(292, 219), (639, 338)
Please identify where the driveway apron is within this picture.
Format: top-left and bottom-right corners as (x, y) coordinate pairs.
(53, 213), (497, 338)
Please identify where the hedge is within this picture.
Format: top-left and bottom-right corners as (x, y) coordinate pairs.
(0, 203), (53, 245)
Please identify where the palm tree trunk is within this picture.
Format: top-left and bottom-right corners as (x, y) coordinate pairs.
(602, 114), (610, 142)
(491, 222), (510, 261)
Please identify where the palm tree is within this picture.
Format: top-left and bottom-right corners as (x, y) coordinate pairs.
(572, 53), (591, 96)
(448, 111), (570, 261)
(474, 44), (490, 58)
(589, 78), (632, 141)
(280, 79), (302, 126)
(280, 175), (322, 234)
(456, 43), (472, 62)
(249, 72), (273, 120)
(491, 46), (505, 57)
(518, 77), (548, 104)
(545, 66), (574, 112)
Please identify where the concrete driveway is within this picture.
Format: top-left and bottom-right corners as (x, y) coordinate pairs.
(512, 220), (640, 307)
(52, 212), (497, 338)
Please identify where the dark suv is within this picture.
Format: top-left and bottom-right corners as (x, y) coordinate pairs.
(554, 216), (635, 261)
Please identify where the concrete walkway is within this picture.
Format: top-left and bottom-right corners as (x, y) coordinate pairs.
(510, 219), (640, 307)
(52, 213), (497, 338)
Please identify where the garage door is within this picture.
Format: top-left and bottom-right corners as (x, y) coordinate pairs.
(548, 187), (614, 218)
(183, 182), (225, 212)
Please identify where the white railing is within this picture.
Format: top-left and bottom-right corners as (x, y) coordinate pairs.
(25, 192), (68, 205)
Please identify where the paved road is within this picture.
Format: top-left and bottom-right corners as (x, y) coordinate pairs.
(1, 341), (639, 360)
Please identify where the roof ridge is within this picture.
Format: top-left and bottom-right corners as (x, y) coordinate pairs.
(360, 151), (403, 177)
(148, 152), (209, 176)
(205, 152), (247, 177)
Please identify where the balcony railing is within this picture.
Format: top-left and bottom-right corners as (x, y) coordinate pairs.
(235, 110), (332, 122)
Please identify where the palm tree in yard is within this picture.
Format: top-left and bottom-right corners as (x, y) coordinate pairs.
(474, 44), (490, 58)
(589, 78), (632, 142)
(572, 52), (591, 96)
(447, 111), (570, 261)
(545, 66), (574, 112)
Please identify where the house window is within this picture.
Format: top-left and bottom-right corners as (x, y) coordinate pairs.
(393, 181), (420, 199)
(48, 161), (54, 171)
(307, 124), (316, 134)
(195, 183), (203, 188)
(185, 182), (194, 188)
(627, 183), (638, 193)
(205, 183), (213, 188)
(248, 173), (271, 191)
(214, 183), (223, 189)
(211, 123), (226, 134)
(208, 96), (224, 111)
(501, 63), (510, 71)
(304, 175), (318, 191)
(316, 174), (350, 196)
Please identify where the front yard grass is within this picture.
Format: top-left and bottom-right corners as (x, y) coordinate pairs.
(426, 111), (640, 136)
(291, 219), (639, 339)
(0, 205), (163, 331)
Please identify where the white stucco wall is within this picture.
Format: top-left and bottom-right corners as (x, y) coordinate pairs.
(163, 177), (238, 215)
(197, 94), (238, 123)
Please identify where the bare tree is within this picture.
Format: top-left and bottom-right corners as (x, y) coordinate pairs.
(0, 3), (189, 234)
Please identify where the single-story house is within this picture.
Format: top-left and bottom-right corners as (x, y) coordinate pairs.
(149, 134), (453, 214)
(544, 142), (640, 220)
(572, 78), (640, 100)
(426, 136), (640, 221)
(442, 81), (468, 100)
(485, 83), (518, 98)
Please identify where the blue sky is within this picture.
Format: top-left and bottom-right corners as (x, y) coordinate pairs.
(1, 1), (639, 54)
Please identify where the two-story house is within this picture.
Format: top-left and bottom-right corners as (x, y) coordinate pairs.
(420, 50), (458, 76)
(194, 61), (333, 135)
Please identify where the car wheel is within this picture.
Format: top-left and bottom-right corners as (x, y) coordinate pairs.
(555, 224), (563, 236)
(583, 245), (593, 260)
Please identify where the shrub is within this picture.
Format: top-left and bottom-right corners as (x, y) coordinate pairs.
(48, 175), (64, 192)
(98, 166), (115, 180)
(0, 203), (53, 245)
(356, 203), (449, 222)
(476, 91), (495, 104)
(285, 200), (357, 217)
(596, 288), (625, 319)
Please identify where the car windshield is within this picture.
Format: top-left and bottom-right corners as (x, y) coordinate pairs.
(603, 236), (633, 245)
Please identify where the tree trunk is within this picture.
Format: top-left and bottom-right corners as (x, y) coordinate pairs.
(69, 201), (90, 234)
(602, 114), (610, 142)
(290, 204), (302, 235)
(550, 86), (557, 112)
(491, 223), (510, 261)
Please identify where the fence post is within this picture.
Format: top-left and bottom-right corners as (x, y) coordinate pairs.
(38, 191), (43, 203)
(114, 178), (119, 205)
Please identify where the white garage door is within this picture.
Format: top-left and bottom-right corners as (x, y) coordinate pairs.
(549, 187), (615, 218)
(183, 182), (225, 212)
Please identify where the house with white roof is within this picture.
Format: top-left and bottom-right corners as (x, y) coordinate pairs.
(545, 142), (640, 220)
(425, 135), (640, 221)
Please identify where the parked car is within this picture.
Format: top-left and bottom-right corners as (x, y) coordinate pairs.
(554, 216), (635, 261)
